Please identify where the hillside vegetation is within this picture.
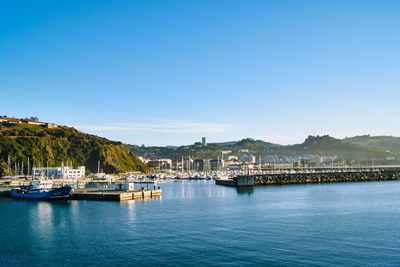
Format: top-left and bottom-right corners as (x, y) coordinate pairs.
(344, 135), (400, 154)
(271, 135), (395, 161)
(127, 138), (280, 162)
(0, 123), (147, 176)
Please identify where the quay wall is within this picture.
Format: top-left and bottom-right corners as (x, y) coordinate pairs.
(252, 170), (400, 186)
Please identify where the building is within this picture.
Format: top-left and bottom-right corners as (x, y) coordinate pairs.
(240, 155), (256, 163)
(147, 158), (172, 170)
(184, 158), (193, 171)
(202, 137), (207, 146)
(0, 117), (57, 128)
(203, 159), (211, 171)
(210, 159), (224, 171)
(0, 117), (21, 124)
(32, 166), (85, 179)
(193, 159), (204, 171)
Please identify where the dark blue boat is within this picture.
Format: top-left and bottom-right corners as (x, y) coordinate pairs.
(11, 180), (75, 199)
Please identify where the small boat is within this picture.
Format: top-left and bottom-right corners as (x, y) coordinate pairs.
(11, 179), (75, 199)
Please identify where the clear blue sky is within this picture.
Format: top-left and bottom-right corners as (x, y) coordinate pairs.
(1, 0), (400, 146)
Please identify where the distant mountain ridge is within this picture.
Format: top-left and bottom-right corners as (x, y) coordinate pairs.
(211, 138), (280, 147)
(128, 135), (400, 164)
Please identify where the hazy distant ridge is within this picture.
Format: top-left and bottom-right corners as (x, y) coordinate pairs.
(128, 135), (400, 164)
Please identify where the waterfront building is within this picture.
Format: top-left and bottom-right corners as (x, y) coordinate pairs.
(240, 155), (256, 163)
(203, 159), (211, 171)
(32, 165), (85, 179)
(184, 158), (193, 171)
(193, 159), (204, 171)
(211, 159), (224, 171)
(147, 159), (172, 170)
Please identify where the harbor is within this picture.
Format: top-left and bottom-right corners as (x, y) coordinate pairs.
(0, 177), (162, 201)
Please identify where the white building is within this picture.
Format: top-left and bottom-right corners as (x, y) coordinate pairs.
(202, 137), (207, 146)
(32, 166), (85, 179)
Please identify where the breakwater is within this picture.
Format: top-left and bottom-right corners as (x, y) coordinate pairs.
(249, 169), (400, 186)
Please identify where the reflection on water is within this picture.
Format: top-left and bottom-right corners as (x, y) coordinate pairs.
(33, 202), (54, 241)
(2, 180), (400, 266)
(236, 186), (254, 195)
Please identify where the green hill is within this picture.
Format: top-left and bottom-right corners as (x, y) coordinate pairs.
(269, 135), (395, 161)
(127, 138), (282, 162)
(343, 135), (400, 154)
(0, 123), (147, 176)
(127, 135), (400, 164)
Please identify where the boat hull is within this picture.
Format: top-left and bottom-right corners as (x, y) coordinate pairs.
(11, 185), (74, 199)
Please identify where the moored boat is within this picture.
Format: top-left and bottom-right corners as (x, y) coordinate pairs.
(11, 179), (75, 199)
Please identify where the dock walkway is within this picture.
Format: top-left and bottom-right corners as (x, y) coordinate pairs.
(0, 187), (162, 201)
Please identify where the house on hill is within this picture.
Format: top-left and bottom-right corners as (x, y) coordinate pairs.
(0, 117), (57, 128)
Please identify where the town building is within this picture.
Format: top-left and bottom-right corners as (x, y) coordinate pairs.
(147, 159), (172, 170)
(210, 159), (224, 171)
(240, 155), (256, 163)
(203, 159), (211, 171)
(32, 166), (85, 179)
(184, 158), (193, 171)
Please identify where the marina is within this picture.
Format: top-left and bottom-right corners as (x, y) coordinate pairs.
(0, 178), (162, 201)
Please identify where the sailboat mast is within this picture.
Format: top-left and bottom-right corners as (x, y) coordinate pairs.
(27, 157), (30, 177)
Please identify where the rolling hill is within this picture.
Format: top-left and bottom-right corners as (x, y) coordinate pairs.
(0, 123), (147, 176)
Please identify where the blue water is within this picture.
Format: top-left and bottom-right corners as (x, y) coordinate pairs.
(1, 181), (400, 266)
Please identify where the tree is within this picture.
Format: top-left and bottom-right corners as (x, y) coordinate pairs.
(29, 117), (39, 121)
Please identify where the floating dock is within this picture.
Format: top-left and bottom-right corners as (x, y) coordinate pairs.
(71, 188), (162, 201)
(0, 187), (162, 201)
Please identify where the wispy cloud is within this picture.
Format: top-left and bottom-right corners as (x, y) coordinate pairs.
(74, 120), (235, 134)
(394, 118), (400, 123)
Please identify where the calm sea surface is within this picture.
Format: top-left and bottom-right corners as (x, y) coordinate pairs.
(1, 180), (400, 266)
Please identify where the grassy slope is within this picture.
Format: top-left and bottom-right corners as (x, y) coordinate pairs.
(0, 123), (147, 176)
(344, 135), (400, 154)
(269, 135), (395, 161)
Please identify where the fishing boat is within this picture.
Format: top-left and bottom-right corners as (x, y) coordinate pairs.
(11, 179), (75, 199)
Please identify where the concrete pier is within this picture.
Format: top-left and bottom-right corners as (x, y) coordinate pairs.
(71, 188), (162, 201)
(216, 176), (255, 187)
(0, 187), (162, 201)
